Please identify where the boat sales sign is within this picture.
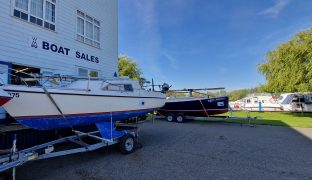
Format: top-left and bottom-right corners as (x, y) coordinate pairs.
(29, 37), (100, 64)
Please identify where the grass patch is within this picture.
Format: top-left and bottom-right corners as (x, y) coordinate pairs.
(210, 111), (312, 128)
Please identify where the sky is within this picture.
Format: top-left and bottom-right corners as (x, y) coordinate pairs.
(118, 0), (312, 91)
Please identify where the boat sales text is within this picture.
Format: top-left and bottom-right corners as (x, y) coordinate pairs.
(42, 41), (99, 64)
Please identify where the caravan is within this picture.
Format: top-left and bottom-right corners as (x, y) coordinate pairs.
(279, 93), (312, 113)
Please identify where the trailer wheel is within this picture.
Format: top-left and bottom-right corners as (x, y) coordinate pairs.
(176, 114), (185, 123)
(119, 134), (136, 154)
(166, 113), (175, 122)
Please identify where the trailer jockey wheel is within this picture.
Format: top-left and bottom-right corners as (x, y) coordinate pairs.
(176, 114), (185, 123)
(166, 113), (175, 122)
(119, 134), (136, 154)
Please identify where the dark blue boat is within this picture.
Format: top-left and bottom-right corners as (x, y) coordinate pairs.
(158, 96), (229, 122)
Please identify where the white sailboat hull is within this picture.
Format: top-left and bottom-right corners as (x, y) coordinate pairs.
(1, 85), (165, 130)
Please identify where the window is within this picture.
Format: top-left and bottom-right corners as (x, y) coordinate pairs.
(89, 70), (98, 78)
(76, 10), (101, 48)
(78, 68), (99, 78)
(78, 68), (88, 77)
(15, 0), (29, 11)
(124, 84), (133, 92)
(13, 0), (56, 31)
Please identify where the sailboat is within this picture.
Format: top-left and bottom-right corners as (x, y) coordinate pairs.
(157, 88), (229, 122)
(0, 77), (166, 130)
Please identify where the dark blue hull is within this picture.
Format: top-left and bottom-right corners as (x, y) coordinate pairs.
(158, 96), (229, 117)
(16, 109), (154, 130)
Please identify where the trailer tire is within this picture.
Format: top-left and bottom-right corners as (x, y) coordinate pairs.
(166, 113), (175, 122)
(119, 134), (136, 154)
(176, 114), (185, 123)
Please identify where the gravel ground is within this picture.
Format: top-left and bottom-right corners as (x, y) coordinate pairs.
(14, 119), (312, 180)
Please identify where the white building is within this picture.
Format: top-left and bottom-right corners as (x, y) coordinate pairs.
(0, 0), (118, 83)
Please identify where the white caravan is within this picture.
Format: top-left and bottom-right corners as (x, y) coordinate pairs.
(278, 93), (312, 113)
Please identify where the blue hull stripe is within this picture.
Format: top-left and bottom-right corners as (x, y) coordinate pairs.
(15, 109), (154, 130)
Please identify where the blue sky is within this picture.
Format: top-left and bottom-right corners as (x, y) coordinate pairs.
(119, 0), (312, 90)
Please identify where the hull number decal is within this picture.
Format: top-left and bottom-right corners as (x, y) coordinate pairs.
(8, 92), (20, 98)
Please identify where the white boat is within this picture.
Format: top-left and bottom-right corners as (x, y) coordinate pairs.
(0, 77), (166, 130)
(230, 93), (282, 112)
(278, 93), (312, 113)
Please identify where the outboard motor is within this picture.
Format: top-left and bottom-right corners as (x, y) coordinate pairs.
(161, 83), (170, 93)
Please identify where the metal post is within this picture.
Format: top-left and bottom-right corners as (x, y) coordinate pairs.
(87, 75), (90, 91)
(152, 110), (155, 124)
(152, 79), (154, 91)
(12, 134), (17, 180)
(135, 116), (139, 142)
(110, 111), (113, 141)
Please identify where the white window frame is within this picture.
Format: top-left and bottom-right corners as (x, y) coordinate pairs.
(76, 10), (101, 48)
(12, 0), (56, 31)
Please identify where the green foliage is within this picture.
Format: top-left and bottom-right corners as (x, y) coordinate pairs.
(227, 88), (260, 101)
(258, 29), (312, 93)
(118, 55), (149, 86)
(166, 92), (187, 97)
(193, 112), (312, 128)
(118, 55), (142, 79)
(166, 90), (226, 98)
(221, 112), (312, 128)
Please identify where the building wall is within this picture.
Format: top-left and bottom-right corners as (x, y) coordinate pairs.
(0, 0), (118, 78)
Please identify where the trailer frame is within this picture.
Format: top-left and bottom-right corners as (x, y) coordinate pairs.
(0, 122), (141, 177)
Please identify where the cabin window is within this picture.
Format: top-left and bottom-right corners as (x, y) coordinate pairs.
(292, 97), (305, 103)
(102, 84), (124, 91)
(13, 0), (56, 31)
(76, 10), (101, 48)
(246, 99), (251, 103)
(124, 84), (133, 92)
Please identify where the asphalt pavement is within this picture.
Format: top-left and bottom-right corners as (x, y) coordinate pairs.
(15, 119), (312, 180)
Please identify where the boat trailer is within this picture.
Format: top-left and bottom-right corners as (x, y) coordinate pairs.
(0, 121), (142, 179)
(157, 110), (259, 126)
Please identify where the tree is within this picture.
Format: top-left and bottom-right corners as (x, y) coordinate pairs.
(118, 55), (149, 86)
(258, 28), (312, 93)
(227, 88), (260, 101)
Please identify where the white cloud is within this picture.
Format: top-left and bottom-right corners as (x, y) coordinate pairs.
(130, 0), (168, 81)
(258, 0), (291, 18)
(162, 52), (179, 70)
